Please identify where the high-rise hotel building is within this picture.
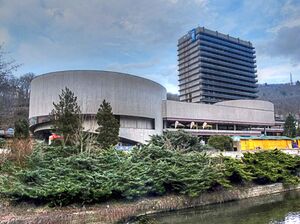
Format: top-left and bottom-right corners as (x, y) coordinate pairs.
(178, 27), (258, 104)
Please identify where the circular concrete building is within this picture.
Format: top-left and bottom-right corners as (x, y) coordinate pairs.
(29, 70), (167, 144)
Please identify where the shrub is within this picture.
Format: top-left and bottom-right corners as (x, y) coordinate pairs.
(148, 130), (204, 152)
(1, 136), (300, 206)
(14, 118), (29, 138)
(8, 139), (33, 166)
(222, 157), (253, 184)
(242, 150), (300, 185)
(0, 144), (227, 205)
(208, 135), (233, 151)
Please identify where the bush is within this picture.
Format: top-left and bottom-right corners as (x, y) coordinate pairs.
(14, 119), (29, 138)
(208, 136), (233, 151)
(0, 144), (227, 205)
(242, 150), (300, 185)
(6, 138), (33, 166)
(223, 157), (253, 184)
(148, 130), (204, 152)
(222, 150), (300, 186)
(1, 134), (300, 206)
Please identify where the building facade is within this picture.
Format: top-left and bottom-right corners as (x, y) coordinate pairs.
(29, 70), (166, 144)
(178, 27), (258, 104)
(29, 70), (278, 144)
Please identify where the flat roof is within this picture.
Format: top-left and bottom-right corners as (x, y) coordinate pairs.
(178, 26), (253, 48)
(233, 136), (292, 140)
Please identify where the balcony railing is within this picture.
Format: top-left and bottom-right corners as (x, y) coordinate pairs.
(200, 57), (256, 73)
(199, 45), (256, 63)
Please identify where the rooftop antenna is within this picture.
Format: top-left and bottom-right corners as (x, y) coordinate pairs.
(290, 72), (293, 85)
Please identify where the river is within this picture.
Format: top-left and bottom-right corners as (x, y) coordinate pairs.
(145, 190), (300, 224)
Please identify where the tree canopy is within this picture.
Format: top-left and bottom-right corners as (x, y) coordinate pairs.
(96, 100), (120, 149)
(51, 87), (82, 145)
(14, 118), (29, 139)
(283, 113), (297, 138)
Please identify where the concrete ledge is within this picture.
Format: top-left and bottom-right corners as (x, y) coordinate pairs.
(1, 183), (300, 224)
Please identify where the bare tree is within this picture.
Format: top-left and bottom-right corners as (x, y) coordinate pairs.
(0, 44), (20, 128)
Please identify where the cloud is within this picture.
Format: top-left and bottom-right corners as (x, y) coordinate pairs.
(267, 26), (300, 64)
(1, 0), (299, 89)
(106, 59), (161, 71)
(0, 0), (209, 73)
(260, 0), (300, 64)
(259, 63), (300, 84)
(269, 0), (300, 32)
(0, 27), (10, 44)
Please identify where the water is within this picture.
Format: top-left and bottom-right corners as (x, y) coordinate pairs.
(147, 191), (300, 224)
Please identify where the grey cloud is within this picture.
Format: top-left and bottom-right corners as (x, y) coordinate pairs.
(106, 59), (161, 71)
(0, 0), (210, 72)
(263, 26), (300, 65)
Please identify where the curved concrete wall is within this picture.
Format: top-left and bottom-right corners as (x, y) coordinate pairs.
(29, 70), (167, 143)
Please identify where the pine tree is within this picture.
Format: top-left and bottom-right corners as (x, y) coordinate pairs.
(14, 118), (29, 138)
(96, 100), (120, 149)
(51, 87), (82, 145)
(283, 113), (296, 138)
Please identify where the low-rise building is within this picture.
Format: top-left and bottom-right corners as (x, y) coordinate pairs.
(29, 70), (279, 144)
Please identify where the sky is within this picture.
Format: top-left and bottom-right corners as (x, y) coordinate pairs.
(0, 0), (300, 93)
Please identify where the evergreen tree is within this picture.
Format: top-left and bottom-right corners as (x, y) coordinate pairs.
(96, 100), (120, 149)
(208, 135), (234, 151)
(283, 113), (297, 138)
(51, 87), (82, 145)
(14, 118), (29, 138)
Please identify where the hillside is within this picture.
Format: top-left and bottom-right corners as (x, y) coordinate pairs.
(257, 83), (300, 118)
(167, 83), (300, 118)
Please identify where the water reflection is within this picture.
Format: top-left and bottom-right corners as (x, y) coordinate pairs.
(149, 190), (300, 224)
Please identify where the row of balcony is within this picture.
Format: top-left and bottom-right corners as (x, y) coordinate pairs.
(178, 48), (200, 66)
(178, 68), (200, 81)
(200, 56), (256, 73)
(199, 34), (255, 54)
(178, 49), (257, 72)
(200, 79), (258, 93)
(200, 68), (257, 83)
(178, 61), (201, 73)
(200, 73), (258, 88)
(199, 31), (254, 48)
(200, 62), (256, 78)
(178, 66), (201, 79)
(199, 45), (256, 63)
(200, 39), (255, 59)
(201, 86), (257, 98)
(179, 78), (200, 89)
(179, 78), (258, 95)
(200, 51), (256, 69)
(178, 57), (199, 70)
(178, 40), (199, 55)
(179, 83), (200, 94)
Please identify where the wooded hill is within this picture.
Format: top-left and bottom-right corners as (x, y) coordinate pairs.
(167, 83), (300, 119)
(257, 83), (300, 118)
(0, 45), (35, 129)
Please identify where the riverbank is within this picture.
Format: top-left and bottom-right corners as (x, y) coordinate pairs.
(1, 183), (300, 224)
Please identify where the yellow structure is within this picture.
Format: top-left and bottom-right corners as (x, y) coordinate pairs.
(294, 137), (300, 148)
(233, 136), (293, 151)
